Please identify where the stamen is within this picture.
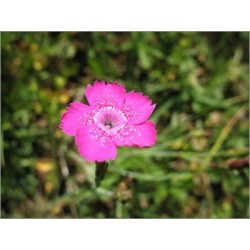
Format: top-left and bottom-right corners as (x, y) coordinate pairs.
(93, 106), (127, 133)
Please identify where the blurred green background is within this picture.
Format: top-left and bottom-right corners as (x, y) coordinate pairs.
(1, 32), (249, 218)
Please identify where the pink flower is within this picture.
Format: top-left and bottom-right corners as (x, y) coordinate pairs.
(59, 81), (157, 162)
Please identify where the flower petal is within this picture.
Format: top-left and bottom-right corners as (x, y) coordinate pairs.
(59, 102), (92, 136)
(85, 81), (126, 108)
(114, 121), (157, 147)
(75, 125), (117, 162)
(122, 90), (156, 124)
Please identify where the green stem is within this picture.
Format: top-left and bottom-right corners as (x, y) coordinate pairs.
(95, 161), (108, 187)
(115, 198), (123, 218)
(201, 105), (248, 169)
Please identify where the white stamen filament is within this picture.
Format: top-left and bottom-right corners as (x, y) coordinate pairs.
(93, 106), (127, 134)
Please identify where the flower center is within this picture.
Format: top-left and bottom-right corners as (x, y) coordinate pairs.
(104, 121), (113, 128)
(93, 106), (127, 134)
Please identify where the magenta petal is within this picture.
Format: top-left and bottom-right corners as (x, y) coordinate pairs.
(75, 125), (117, 162)
(114, 121), (157, 147)
(122, 90), (156, 124)
(85, 81), (126, 108)
(59, 102), (92, 136)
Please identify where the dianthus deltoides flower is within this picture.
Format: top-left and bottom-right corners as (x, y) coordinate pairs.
(59, 81), (157, 162)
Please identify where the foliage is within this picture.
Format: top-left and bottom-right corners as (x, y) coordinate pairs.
(1, 32), (249, 218)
